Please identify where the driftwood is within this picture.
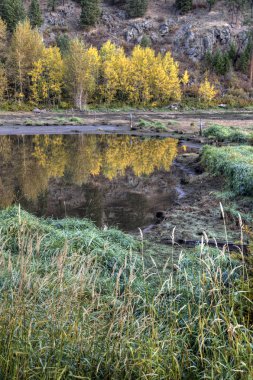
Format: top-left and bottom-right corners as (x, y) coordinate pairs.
(161, 238), (249, 254)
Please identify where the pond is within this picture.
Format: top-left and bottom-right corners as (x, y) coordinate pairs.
(0, 134), (189, 231)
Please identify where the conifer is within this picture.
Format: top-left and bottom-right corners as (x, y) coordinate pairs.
(28, 0), (43, 28)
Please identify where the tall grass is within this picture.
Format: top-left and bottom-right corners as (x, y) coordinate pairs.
(0, 207), (252, 379)
(201, 145), (253, 196)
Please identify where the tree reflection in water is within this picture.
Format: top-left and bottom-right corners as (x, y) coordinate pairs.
(0, 134), (178, 230)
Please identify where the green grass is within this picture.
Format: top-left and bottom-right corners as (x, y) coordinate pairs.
(203, 124), (252, 143)
(138, 118), (168, 132)
(0, 206), (252, 379)
(56, 116), (85, 125)
(202, 145), (253, 195)
(24, 119), (47, 126)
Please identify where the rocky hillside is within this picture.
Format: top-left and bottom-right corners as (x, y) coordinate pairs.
(34, 0), (251, 66)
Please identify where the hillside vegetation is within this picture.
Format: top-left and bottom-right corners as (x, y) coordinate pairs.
(0, 1), (252, 109)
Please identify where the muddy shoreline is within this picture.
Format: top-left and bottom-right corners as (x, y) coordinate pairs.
(0, 110), (253, 137)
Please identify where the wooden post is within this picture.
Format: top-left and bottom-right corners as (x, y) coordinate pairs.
(199, 119), (203, 136)
(130, 113), (133, 129)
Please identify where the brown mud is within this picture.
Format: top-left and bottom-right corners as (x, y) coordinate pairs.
(142, 152), (250, 252)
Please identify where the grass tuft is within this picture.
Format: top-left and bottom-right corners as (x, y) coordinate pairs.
(137, 119), (168, 131)
(202, 145), (253, 195)
(203, 124), (252, 143)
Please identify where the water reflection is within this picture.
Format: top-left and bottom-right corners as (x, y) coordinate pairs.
(0, 134), (178, 230)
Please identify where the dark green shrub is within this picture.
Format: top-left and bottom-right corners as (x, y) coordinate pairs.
(126, 0), (148, 18)
(80, 0), (101, 27)
(175, 0), (193, 13)
(28, 0), (43, 28)
(140, 34), (152, 48)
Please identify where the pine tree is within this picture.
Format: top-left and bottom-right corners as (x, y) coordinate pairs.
(47, 0), (59, 12)
(206, 0), (216, 11)
(1, 0), (25, 31)
(80, 0), (101, 27)
(28, 0), (43, 28)
(175, 0), (193, 14)
(126, 0), (148, 18)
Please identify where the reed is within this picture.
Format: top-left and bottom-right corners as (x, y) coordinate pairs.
(0, 207), (252, 379)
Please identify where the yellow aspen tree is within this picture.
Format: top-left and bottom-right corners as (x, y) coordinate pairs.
(64, 38), (100, 109)
(100, 40), (118, 63)
(101, 45), (131, 103)
(198, 78), (217, 102)
(182, 70), (189, 86)
(162, 51), (181, 101)
(0, 18), (7, 61)
(151, 56), (171, 104)
(128, 46), (156, 105)
(8, 19), (44, 101)
(30, 46), (64, 105)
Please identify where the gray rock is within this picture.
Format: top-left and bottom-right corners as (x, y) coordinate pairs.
(173, 23), (235, 61)
(125, 27), (139, 42)
(150, 31), (160, 43)
(159, 23), (169, 36)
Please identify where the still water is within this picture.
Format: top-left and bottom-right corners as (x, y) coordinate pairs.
(0, 134), (180, 231)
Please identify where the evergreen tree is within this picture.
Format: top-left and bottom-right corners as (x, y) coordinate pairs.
(80, 0), (101, 27)
(0, 0), (25, 31)
(126, 0), (148, 18)
(237, 41), (253, 73)
(56, 34), (70, 55)
(47, 0), (59, 12)
(28, 0), (43, 28)
(206, 0), (216, 11)
(140, 34), (151, 48)
(228, 42), (238, 64)
(175, 0), (193, 14)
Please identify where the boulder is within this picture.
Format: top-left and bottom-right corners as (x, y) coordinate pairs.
(159, 23), (169, 36)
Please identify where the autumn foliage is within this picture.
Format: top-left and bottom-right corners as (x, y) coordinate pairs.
(0, 18), (219, 109)
(0, 18), (188, 109)
(0, 134), (178, 206)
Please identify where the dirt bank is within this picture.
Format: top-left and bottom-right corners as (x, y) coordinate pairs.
(142, 152), (250, 250)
